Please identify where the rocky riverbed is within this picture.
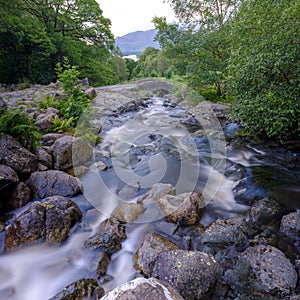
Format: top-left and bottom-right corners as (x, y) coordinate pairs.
(0, 79), (299, 299)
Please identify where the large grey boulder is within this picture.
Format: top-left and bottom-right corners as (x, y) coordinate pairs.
(152, 250), (220, 299)
(5, 182), (31, 210)
(0, 134), (37, 173)
(4, 196), (82, 250)
(27, 170), (81, 198)
(52, 136), (93, 170)
(280, 211), (300, 240)
(0, 165), (18, 191)
(224, 245), (298, 297)
(100, 277), (184, 300)
(133, 232), (179, 277)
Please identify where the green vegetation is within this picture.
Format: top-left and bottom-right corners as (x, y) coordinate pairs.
(0, 110), (41, 149)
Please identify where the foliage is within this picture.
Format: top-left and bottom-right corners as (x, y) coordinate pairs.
(0, 0), (115, 85)
(0, 110), (41, 149)
(227, 0), (300, 140)
(51, 116), (75, 133)
(124, 58), (137, 81)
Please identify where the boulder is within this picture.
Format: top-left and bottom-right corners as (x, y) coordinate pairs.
(155, 192), (205, 225)
(249, 197), (286, 227)
(42, 133), (64, 146)
(27, 170), (81, 198)
(4, 196), (82, 250)
(0, 165), (19, 192)
(152, 250), (220, 299)
(34, 113), (57, 132)
(52, 136), (93, 171)
(35, 146), (53, 169)
(133, 232), (179, 277)
(280, 211), (300, 240)
(110, 203), (146, 223)
(138, 183), (176, 204)
(49, 278), (104, 300)
(90, 252), (110, 277)
(223, 245), (298, 297)
(84, 218), (127, 254)
(201, 216), (249, 246)
(0, 134), (37, 173)
(6, 182), (31, 210)
(85, 87), (97, 98)
(100, 277), (184, 300)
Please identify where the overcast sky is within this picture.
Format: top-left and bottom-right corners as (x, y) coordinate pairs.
(99, 0), (177, 37)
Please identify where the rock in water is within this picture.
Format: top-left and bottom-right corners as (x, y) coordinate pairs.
(152, 250), (220, 299)
(100, 277), (184, 300)
(4, 196), (82, 250)
(27, 170), (80, 198)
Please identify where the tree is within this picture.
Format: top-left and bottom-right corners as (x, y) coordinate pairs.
(227, 0), (300, 140)
(154, 1), (240, 96)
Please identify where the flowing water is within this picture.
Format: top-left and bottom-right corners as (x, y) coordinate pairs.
(0, 97), (299, 299)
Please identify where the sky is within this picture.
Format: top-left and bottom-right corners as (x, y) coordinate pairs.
(99, 0), (177, 37)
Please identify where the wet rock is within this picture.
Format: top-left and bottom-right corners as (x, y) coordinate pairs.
(35, 146), (53, 169)
(0, 165), (19, 192)
(117, 99), (147, 114)
(0, 134), (37, 173)
(249, 197), (285, 227)
(90, 252), (110, 277)
(152, 250), (220, 299)
(84, 218), (126, 254)
(110, 203), (146, 223)
(223, 245), (298, 297)
(42, 133), (64, 146)
(155, 192), (205, 225)
(138, 183), (176, 204)
(49, 278), (104, 300)
(27, 170), (81, 198)
(133, 232), (179, 277)
(280, 211), (300, 241)
(4, 196), (82, 250)
(52, 136), (93, 170)
(6, 182), (31, 210)
(100, 277), (184, 300)
(201, 216), (248, 246)
(34, 112), (57, 132)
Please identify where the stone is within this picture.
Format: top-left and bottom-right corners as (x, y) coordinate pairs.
(249, 197), (286, 227)
(0, 95), (7, 114)
(34, 113), (58, 132)
(85, 87), (97, 98)
(100, 277), (184, 300)
(6, 182), (31, 210)
(27, 170), (81, 198)
(223, 245), (298, 297)
(0, 165), (19, 192)
(90, 252), (110, 277)
(84, 218), (126, 254)
(4, 196), (82, 250)
(117, 99), (147, 114)
(138, 183), (176, 204)
(45, 107), (60, 115)
(155, 192), (205, 225)
(280, 211), (300, 240)
(35, 146), (53, 169)
(201, 216), (248, 246)
(52, 136), (93, 171)
(0, 134), (37, 173)
(110, 203), (146, 223)
(42, 133), (64, 146)
(152, 250), (220, 299)
(49, 278), (104, 300)
(133, 232), (179, 277)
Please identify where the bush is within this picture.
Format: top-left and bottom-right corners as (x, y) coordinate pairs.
(0, 110), (41, 149)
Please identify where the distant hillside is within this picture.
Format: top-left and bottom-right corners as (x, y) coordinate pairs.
(116, 29), (160, 57)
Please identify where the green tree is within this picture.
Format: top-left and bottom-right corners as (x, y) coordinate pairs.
(228, 0), (300, 140)
(124, 58), (137, 80)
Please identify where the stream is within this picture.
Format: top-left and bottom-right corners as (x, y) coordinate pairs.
(0, 95), (299, 299)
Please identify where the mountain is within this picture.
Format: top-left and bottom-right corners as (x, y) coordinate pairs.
(115, 29), (160, 57)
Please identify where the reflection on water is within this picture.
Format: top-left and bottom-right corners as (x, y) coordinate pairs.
(0, 97), (299, 299)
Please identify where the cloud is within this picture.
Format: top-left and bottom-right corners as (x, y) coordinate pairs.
(99, 0), (176, 37)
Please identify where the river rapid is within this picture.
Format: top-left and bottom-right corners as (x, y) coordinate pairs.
(0, 88), (299, 299)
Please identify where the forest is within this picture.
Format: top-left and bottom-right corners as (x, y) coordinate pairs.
(0, 0), (299, 140)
